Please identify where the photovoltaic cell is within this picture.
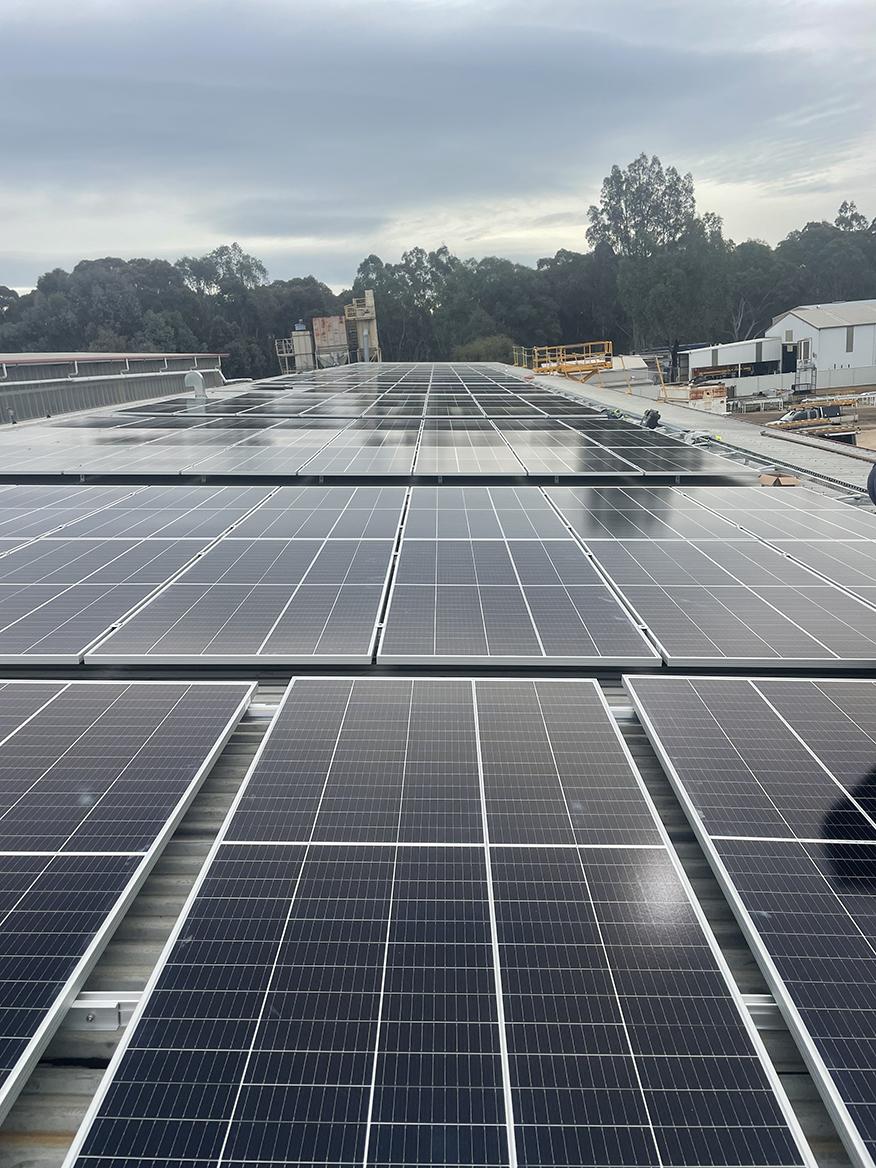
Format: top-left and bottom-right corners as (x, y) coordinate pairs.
(67, 678), (810, 1168)
(0, 679), (252, 1119)
(586, 539), (876, 666)
(625, 675), (876, 1168)
(380, 499), (659, 665)
(89, 535), (397, 663)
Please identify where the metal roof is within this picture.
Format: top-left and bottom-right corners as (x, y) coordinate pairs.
(772, 299), (876, 329)
(681, 336), (782, 356)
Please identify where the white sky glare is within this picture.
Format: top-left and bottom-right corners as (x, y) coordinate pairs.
(1, 0), (875, 288)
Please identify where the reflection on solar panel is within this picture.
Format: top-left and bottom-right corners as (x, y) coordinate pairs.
(66, 678), (810, 1168)
(379, 488), (658, 665)
(586, 538), (876, 666)
(0, 679), (252, 1120)
(625, 676), (876, 1168)
(302, 420), (419, 475)
(546, 486), (748, 539)
(0, 365), (751, 481)
(415, 419), (524, 476)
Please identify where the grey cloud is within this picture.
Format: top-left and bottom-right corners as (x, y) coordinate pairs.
(530, 212), (587, 228)
(207, 198), (391, 239)
(0, 0), (874, 285)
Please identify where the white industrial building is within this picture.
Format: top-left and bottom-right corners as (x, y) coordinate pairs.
(683, 299), (876, 397)
(768, 300), (876, 369)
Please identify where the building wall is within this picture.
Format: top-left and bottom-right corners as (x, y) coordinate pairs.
(0, 369), (225, 424)
(688, 337), (782, 372)
(766, 315), (876, 370)
(717, 365), (876, 398)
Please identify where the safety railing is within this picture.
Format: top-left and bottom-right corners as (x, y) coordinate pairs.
(531, 341), (613, 375)
(513, 342), (614, 374)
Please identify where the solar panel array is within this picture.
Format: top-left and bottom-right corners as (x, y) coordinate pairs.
(1, 360), (874, 1165)
(67, 678), (812, 1168)
(625, 676), (876, 1168)
(0, 485), (273, 662)
(88, 486), (406, 664)
(379, 488), (659, 665)
(0, 476), (872, 666)
(543, 485), (876, 668)
(0, 364), (743, 480)
(0, 679), (252, 1118)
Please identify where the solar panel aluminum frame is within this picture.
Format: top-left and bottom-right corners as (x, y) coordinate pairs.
(60, 676), (816, 1168)
(623, 674), (873, 1168)
(0, 678), (255, 1126)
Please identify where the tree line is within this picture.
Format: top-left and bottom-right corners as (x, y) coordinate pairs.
(2, 157), (875, 379)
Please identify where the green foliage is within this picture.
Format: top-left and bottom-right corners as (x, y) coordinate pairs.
(0, 287), (19, 314)
(0, 248), (341, 377)
(452, 334), (515, 362)
(175, 243), (268, 296)
(3, 174), (876, 374)
(587, 154), (697, 258)
(835, 201), (872, 233)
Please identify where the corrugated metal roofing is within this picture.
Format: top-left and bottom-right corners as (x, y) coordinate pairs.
(773, 299), (876, 329)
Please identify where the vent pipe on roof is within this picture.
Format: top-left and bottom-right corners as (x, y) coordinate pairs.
(185, 370), (207, 401)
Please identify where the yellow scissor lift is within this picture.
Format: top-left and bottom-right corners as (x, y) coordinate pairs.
(513, 341), (614, 382)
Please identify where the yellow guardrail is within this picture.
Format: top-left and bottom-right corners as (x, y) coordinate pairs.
(517, 341), (614, 378)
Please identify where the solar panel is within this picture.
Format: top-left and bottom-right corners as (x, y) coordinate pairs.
(405, 486), (570, 539)
(379, 524), (659, 665)
(0, 366), (753, 482)
(0, 679), (252, 1120)
(230, 485), (406, 539)
(586, 538), (876, 666)
(625, 675), (876, 1168)
(680, 485), (876, 539)
(65, 678), (811, 1168)
(0, 487), (279, 661)
(88, 530), (400, 663)
(302, 421), (419, 475)
(54, 485), (273, 539)
(747, 539), (876, 608)
(545, 485), (748, 539)
(0, 538), (201, 585)
(414, 420), (525, 476)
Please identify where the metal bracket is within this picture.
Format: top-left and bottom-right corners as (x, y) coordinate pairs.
(609, 705), (638, 723)
(61, 992), (141, 1032)
(246, 703), (279, 721)
(743, 992), (785, 1030)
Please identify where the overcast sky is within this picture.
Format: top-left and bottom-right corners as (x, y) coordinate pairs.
(2, 0), (875, 289)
